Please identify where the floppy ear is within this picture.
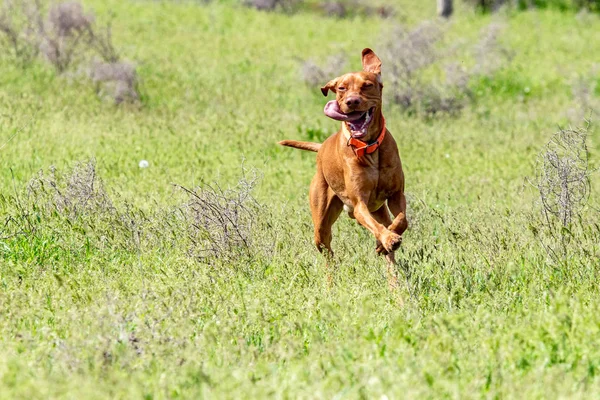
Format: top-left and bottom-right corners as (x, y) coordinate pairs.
(320, 78), (338, 96)
(361, 48), (382, 76)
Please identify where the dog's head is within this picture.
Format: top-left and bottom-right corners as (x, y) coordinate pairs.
(321, 48), (383, 139)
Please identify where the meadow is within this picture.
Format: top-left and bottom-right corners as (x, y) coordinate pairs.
(1, 0), (600, 398)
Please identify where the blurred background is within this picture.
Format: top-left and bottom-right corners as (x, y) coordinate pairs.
(1, 1), (599, 398)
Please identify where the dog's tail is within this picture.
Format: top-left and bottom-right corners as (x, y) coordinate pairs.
(278, 140), (321, 152)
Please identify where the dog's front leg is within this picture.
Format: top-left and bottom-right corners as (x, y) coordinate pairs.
(375, 192), (409, 254)
(387, 191), (408, 237)
(353, 201), (402, 253)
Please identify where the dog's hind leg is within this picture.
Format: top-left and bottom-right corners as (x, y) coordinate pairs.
(372, 205), (400, 292)
(386, 192), (410, 303)
(309, 172), (343, 284)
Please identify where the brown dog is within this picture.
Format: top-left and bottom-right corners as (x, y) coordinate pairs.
(279, 48), (407, 269)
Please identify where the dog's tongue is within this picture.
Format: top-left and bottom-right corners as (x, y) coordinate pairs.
(324, 100), (364, 122)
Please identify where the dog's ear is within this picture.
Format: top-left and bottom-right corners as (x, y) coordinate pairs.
(361, 48), (382, 76)
(320, 78), (338, 96)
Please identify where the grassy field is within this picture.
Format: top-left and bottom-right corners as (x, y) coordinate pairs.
(1, 0), (600, 398)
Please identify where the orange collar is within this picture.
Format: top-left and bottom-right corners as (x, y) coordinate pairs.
(346, 115), (386, 158)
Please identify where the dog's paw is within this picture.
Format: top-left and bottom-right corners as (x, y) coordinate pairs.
(380, 231), (402, 253)
(375, 240), (388, 255)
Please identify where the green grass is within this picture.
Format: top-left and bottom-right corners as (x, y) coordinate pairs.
(1, 0), (600, 398)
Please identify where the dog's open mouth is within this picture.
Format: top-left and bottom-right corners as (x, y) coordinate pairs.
(324, 100), (375, 138)
(345, 108), (374, 138)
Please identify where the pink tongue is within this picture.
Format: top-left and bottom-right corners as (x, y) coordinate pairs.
(323, 100), (364, 122)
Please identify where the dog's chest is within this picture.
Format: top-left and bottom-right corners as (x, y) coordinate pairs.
(328, 158), (399, 211)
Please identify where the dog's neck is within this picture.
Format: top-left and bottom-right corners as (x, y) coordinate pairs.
(342, 106), (384, 144)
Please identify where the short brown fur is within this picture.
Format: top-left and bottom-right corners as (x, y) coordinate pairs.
(279, 48), (408, 273)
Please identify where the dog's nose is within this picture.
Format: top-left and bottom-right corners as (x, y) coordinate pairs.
(345, 96), (362, 108)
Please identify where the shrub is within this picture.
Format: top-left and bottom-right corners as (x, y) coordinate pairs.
(472, 22), (514, 77)
(17, 160), (152, 252)
(243, 0), (301, 13)
(464, 0), (600, 13)
(319, 1), (395, 18)
(90, 60), (139, 104)
(176, 167), (274, 268)
(299, 53), (347, 86)
(1, 159), (275, 266)
(36, 1), (98, 72)
(0, 0), (140, 104)
(27, 159), (114, 218)
(48, 1), (93, 35)
(534, 125), (591, 228)
(530, 122), (594, 263)
(242, 0), (395, 18)
(568, 66), (600, 121)
(463, 0), (509, 12)
(382, 21), (465, 116)
(320, 1), (347, 17)
(381, 21), (512, 117)
(0, 0), (44, 65)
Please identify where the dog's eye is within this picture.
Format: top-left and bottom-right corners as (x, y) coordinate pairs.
(337, 86), (346, 92)
(363, 83), (373, 89)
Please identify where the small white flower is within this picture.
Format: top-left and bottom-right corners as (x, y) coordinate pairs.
(139, 160), (149, 168)
(368, 376), (380, 385)
(445, 153), (450, 158)
(524, 87), (531, 93)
